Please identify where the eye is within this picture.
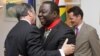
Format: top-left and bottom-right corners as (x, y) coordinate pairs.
(39, 10), (45, 14)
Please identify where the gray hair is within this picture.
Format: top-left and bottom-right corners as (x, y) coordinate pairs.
(15, 3), (34, 21)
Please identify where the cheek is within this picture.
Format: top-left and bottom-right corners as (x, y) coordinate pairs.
(73, 20), (79, 25)
(70, 19), (75, 23)
(70, 20), (77, 25)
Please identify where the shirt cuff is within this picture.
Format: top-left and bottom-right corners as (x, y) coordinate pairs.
(59, 49), (65, 56)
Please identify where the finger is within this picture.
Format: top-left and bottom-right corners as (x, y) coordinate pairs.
(64, 38), (68, 45)
(62, 38), (68, 48)
(71, 45), (75, 47)
(61, 38), (68, 48)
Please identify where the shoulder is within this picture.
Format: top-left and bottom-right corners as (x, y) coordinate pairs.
(31, 25), (40, 34)
(84, 23), (96, 32)
(57, 21), (74, 34)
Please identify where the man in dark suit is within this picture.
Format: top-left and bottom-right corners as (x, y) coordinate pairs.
(67, 6), (100, 56)
(4, 3), (39, 56)
(38, 1), (76, 56)
(4, 3), (75, 56)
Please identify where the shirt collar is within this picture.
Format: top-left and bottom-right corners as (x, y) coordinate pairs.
(77, 21), (84, 31)
(46, 18), (61, 30)
(21, 17), (31, 25)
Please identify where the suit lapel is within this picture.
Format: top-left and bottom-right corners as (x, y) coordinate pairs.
(77, 23), (86, 38)
(76, 23), (87, 50)
(43, 22), (62, 47)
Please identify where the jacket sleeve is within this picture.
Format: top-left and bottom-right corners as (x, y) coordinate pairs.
(65, 29), (76, 45)
(88, 29), (100, 56)
(58, 28), (76, 48)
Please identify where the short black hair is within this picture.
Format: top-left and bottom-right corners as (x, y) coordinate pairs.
(15, 3), (33, 21)
(67, 6), (83, 19)
(43, 1), (59, 15)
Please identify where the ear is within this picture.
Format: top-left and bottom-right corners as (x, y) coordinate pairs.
(77, 15), (81, 19)
(27, 10), (32, 17)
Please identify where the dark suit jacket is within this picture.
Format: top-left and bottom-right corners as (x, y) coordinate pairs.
(5, 20), (62, 56)
(4, 20), (39, 56)
(41, 21), (76, 55)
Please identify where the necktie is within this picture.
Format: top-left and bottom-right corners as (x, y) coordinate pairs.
(43, 29), (51, 42)
(75, 27), (79, 36)
(44, 29), (51, 38)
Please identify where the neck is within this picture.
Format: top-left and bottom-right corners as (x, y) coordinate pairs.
(45, 17), (61, 30)
(77, 20), (83, 27)
(21, 16), (32, 25)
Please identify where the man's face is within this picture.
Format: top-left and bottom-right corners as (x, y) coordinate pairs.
(68, 12), (81, 27)
(26, 8), (36, 24)
(38, 3), (54, 26)
(30, 8), (36, 24)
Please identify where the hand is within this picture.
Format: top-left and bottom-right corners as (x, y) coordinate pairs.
(61, 38), (75, 55)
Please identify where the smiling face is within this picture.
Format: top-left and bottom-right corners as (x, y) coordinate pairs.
(38, 3), (55, 27)
(68, 12), (82, 27)
(67, 6), (84, 27)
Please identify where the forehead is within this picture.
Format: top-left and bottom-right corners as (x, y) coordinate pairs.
(68, 12), (75, 17)
(68, 12), (78, 20)
(40, 3), (51, 10)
